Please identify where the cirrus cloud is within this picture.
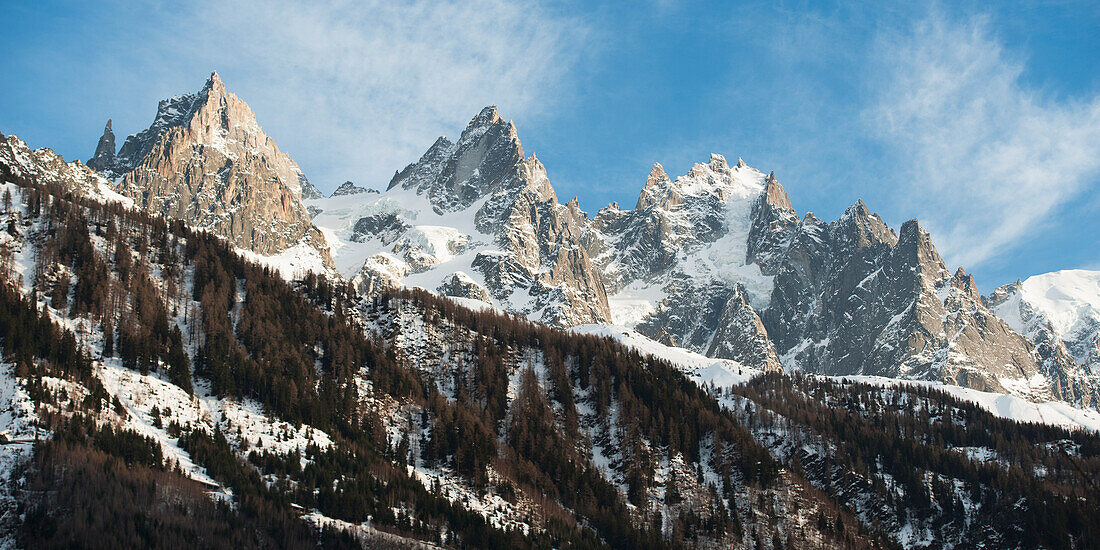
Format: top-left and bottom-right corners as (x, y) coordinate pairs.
(868, 13), (1100, 269)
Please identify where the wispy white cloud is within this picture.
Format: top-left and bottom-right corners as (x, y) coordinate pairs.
(867, 12), (1100, 268)
(147, 0), (588, 191)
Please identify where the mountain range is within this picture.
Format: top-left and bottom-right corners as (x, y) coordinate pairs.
(75, 72), (1096, 407)
(0, 72), (1097, 549)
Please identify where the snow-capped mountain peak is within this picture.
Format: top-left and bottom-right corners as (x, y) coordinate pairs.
(309, 106), (611, 326)
(988, 270), (1100, 404)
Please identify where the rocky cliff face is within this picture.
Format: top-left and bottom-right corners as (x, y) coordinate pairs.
(635, 279), (782, 371)
(87, 72), (331, 268)
(747, 172), (799, 275)
(757, 199), (1078, 400)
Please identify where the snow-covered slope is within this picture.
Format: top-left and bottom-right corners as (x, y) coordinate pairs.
(987, 270), (1100, 408)
(0, 133), (133, 208)
(568, 324), (1100, 433)
(0, 180), (334, 518)
(570, 323), (764, 386)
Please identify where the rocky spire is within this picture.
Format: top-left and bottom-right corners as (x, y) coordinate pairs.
(894, 219), (948, 281)
(762, 172), (791, 211)
(747, 171), (798, 273)
(112, 72), (331, 268)
(834, 199), (897, 250)
(635, 163), (671, 210)
(86, 119), (117, 176)
(467, 105), (503, 131)
(951, 267), (980, 301)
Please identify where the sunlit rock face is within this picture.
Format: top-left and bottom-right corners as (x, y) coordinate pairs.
(90, 72), (331, 266)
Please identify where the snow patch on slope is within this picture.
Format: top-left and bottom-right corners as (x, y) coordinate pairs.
(237, 240), (330, 280)
(570, 324), (762, 385)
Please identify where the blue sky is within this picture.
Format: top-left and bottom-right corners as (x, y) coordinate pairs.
(3, 0), (1099, 290)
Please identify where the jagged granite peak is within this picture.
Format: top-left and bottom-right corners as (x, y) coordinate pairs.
(893, 219), (950, 284)
(952, 267), (981, 301)
(471, 151), (611, 326)
(756, 198), (1081, 402)
(387, 106), (524, 215)
(86, 119), (117, 177)
(387, 136), (454, 191)
(331, 181), (368, 196)
(747, 172), (798, 274)
(108, 71), (331, 269)
(327, 106), (610, 326)
(635, 162), (672, 210)
(589, 152), (770, 297)
(106, 75), (213, 177)
(587, 154), (787, 366)
(467, 105), (504, 130)
(300, 179), (325, 200)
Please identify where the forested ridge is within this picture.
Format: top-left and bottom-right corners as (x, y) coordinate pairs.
(726, 374), (1100, 548)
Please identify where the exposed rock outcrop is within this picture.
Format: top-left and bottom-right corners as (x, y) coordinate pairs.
(300, 179), (325, 200)
(437, 272), (492, 303)
(636, 280), (781, 372)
